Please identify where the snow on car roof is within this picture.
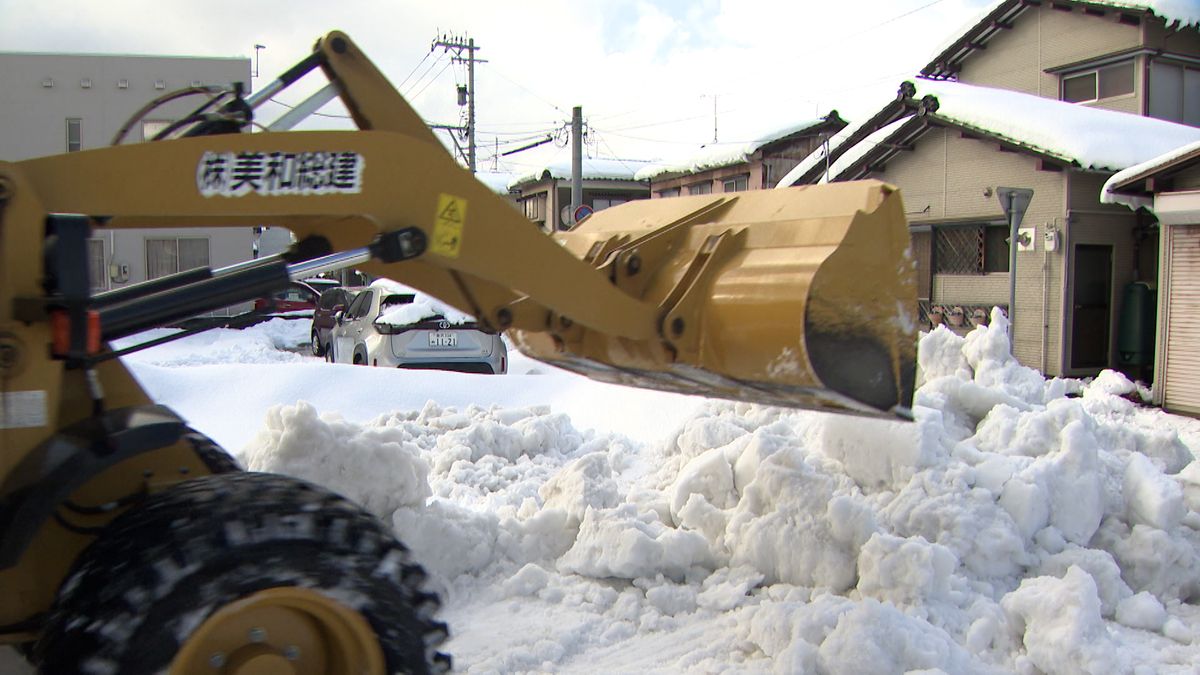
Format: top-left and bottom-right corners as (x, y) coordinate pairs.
(369, 278), (475, 326)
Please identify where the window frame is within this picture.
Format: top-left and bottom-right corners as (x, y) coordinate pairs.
(66, 118), (82, 152)
(1060, 60), (1135, 104)
(722, 174), (749, 193)
(144, 236), (210, 280)
(932, 222), (1009, 275)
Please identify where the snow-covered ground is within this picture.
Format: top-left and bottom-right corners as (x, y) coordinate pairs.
(7, 311), (1200, 673)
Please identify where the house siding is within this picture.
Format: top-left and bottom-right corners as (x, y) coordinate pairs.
(956, 4), (1143, 98)
(866, 126), (1069, 373)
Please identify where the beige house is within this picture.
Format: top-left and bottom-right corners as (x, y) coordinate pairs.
(509, 158), (652, 232)
(782, 0), (1200, 381)
(637, 112), (847, 198)
(1104, 141), (1200, 415)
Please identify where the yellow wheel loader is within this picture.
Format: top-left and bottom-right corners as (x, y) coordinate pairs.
(0, 32), (916, 674)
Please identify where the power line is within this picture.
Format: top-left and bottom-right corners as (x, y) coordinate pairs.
(401, 52), (447, 98)
(408, 60), (453, 101)
(396, 51), (433, 91)
(486, 65), (568, 116)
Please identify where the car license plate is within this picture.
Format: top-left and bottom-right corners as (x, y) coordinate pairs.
(428, 332), (457, 347)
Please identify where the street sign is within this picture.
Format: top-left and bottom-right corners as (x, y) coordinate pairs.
(573, 204), (594, 223)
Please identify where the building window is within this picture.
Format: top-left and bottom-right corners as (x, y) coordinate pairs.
(934, 224), (1008, 274)
(687, 182), (713, 195)
(657, 187), (681, 198)
(146, 237), (209, 279)
(722, 175), (749, 192)
(66, 118), (82, 152)
(1149, 61), (1200, 126)
(521, 193), (547, 222)
(87, 239), (107, 292)
(1061, 62), (1134, 103)
(592, 196), (626, 211)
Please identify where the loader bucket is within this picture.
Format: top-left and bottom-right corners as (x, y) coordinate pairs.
(508, 180), (918, 418)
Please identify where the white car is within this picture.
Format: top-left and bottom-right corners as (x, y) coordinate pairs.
(329, 280), (507, 374)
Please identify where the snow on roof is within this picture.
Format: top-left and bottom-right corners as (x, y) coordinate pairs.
(813, 116), (917, 184)
(473, 171), (517, 195)
(508, 157), (655, 190)
(913, 79), (1200, 172)
(924, 0), (1200, 78)
(775, 114), (882, 188)
(1056, 0), (1200, 28)
(634, 117), (832, 181)
(789, 80), (1200, 185)
(1102, 138), (1200, 209)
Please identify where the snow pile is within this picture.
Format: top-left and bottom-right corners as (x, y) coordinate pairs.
(217, 307), (1200, 672)
(112, 318), (310, 366)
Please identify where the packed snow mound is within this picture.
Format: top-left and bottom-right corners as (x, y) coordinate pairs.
(113, 318), (310, 366)
(230, 306), (1200, 672)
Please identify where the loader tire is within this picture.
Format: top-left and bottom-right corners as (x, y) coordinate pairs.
(34, 472), (450, 675)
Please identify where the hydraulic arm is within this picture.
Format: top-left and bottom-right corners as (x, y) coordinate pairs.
(3, 31), (917, 421)
(0, 31), (918, 671)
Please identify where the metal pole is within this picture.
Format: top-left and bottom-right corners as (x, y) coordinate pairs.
(571, 106), (583, 221)
(468, 38), (477, 173)
(1008, 192), (1017, 336)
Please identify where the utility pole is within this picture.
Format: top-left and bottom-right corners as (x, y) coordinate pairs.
(432, 34), (484, 173)
(571, 106), (583, 222)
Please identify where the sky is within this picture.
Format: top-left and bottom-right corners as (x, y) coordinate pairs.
(0, 0), (996, 175)
(6, 308), (1200, 672)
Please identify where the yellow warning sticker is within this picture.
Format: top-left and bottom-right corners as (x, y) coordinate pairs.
(431, 193), (467, 258)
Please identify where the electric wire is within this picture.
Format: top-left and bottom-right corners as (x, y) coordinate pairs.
(396, 51), (433, 91)
(408, 60), (454, 101)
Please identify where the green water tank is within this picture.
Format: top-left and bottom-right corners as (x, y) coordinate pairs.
(1117, 281), (1156, 367)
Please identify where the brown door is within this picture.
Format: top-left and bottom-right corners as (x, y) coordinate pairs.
(1071, 244), (1113, 369)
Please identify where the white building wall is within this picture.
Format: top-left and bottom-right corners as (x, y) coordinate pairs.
(1, 51), (258, 313)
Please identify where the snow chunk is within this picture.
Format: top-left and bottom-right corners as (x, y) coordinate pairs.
(1124, 453), (1186, 531)
(817, 600), (981, 675)
(856, 533), (958, 609)
(557, 504), (716, 582)
(1001, 566), (1127, 674)
(726, 452), (874, 591)
(391, 500), (500, 580)
(1115, 591), (1168, 632)
(538, 452), (620, 527)
(240, 401), (431, 519)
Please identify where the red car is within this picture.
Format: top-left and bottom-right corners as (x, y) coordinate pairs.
(253, 281), (321, 315)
